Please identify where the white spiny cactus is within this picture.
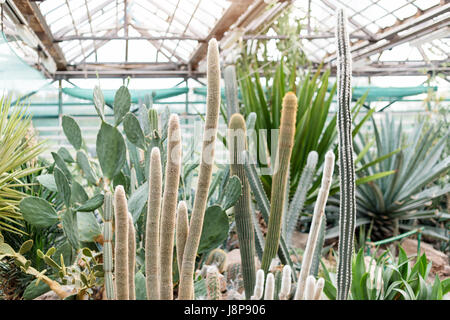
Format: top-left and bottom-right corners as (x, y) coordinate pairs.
(278, 265), (292, 300)
(264, 273), (275, 300)
(251, 269), (265, 300)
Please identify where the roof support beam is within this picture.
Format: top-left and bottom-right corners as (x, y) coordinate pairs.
(188, 0), (254, 69)
(325, 2), (450, 63)
(12, 0), (67, 70)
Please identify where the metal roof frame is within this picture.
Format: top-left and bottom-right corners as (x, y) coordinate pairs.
(1, 0), (448, 78)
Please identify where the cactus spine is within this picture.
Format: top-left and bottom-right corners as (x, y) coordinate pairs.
(295, 151), (335, 299)
(159, 114), (182, 300)
(114, 185), (129, 300)
(279, 265), (292, 300)
(228, 113), (256, 299)
(103, 191), (114, 300)
(261, 92), (298, 273)
(251, 269), (265, 300)
(264, 273), (275, 300)
(206, 266), (221, 300)
(176, 201), (189, 277)
(179, 38), (221, 300)
(336, 8), (356, 301)
(145, 147), (162, 300)
(127, 213), (136, 300)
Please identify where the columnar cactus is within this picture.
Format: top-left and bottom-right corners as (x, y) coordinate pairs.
(295, 151), (335, 299)
(261, 92), (298, 273)
(160, 114), (182, 300)
(224, 65), (239, 120)
(336, 8), (356, 301)
(284, 151), (318, 245)
(114, 185), (129, 300)
(176, 201), (189, 277)
(228, 113), (256, 299)
(179, 38), (221, 300)
(264, 273), (275, 300)
(206, 265), (221, 300)
(145, 147), (162, 300)
(127, 213), (136, 300)
(250, 269), (265, 300)
(278, 265), (292, 300)
(102, 191), (114, 300)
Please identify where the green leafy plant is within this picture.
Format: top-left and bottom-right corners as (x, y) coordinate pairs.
(321, 246), (450, 300)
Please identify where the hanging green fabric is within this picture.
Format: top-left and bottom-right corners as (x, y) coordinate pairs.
(351, 85), (437, 102)
(194, 85), (437, 102)
(62, 87), (189, 105)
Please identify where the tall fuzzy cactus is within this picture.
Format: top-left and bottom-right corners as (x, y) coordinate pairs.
(176, 201), (189, 277)
(103, 191), (114, 300)
(250, 269), (265, 300)
(114, 185), (129, 300)
(145, 147), (162, 300)
(336, 8), (356, 301)
(178, 38), (221, 300)
(295, 151), (335, 300)
(127, 213), (136, 300)
(261, 92), (298, 273)
(228, 113), (256, 299)
(159, 114), (182, 300)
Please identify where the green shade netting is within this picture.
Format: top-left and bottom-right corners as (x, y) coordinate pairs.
(62, 87), (189, 105)
(193, 85), (437, 102)
(0, 31), (52, 99)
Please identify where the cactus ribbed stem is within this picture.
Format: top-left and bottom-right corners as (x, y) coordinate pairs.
(103, 191), (114, 300)
(127, 213), (136, 300)
(206, 266), (221, 300)
(261, 92), (298, 274)
(179, 38), (221, 300)
(313, 277), (324, 300)
(285, 151), (318, 245)
(145, 147), (162, 300)
(336, 8), (356, 301)
(295, 151), (335, 300)
(224, 65), (239, 121)
(264, 273), (275, 300)
(159, 114), (182, 300)
(114, 185), (129, 300)
(176, 201), (189, 277)
(304, 275), (316, 300)
(251, 269), (265, 300)
(228, 113), (256, 299)
(279, 265), (292, 300)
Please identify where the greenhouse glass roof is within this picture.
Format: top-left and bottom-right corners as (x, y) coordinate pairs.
(1, 0), (449, 78)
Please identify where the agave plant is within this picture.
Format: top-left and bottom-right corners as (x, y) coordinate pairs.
(321, 246), (450, 300)
(0, 96), (45, 235)
(339, 114), (450, 241)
